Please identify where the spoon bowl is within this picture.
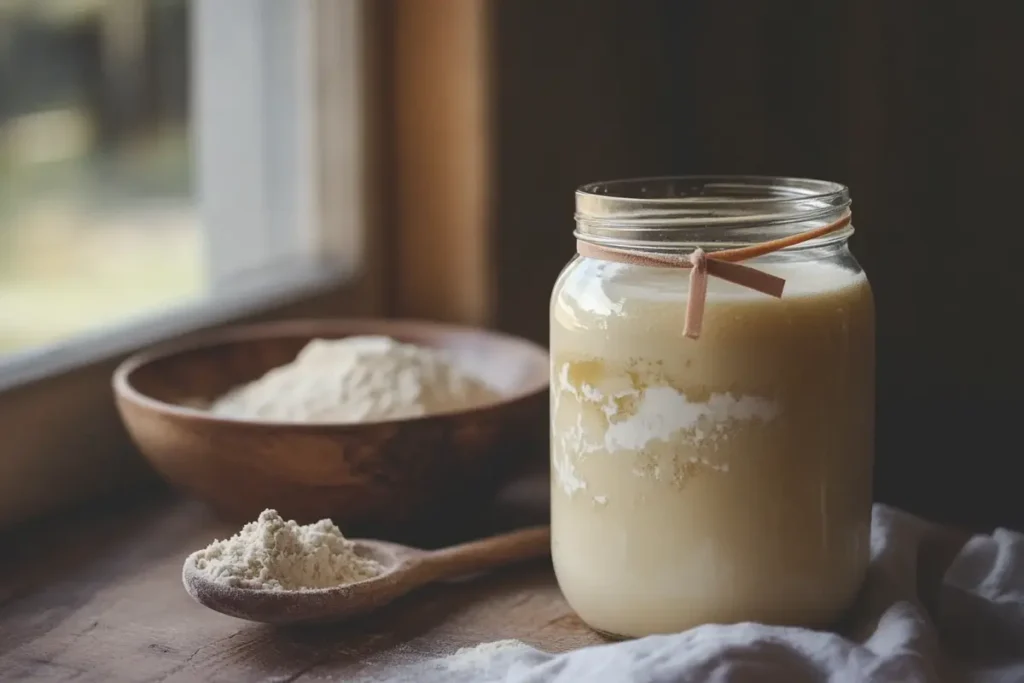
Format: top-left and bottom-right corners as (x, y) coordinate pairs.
(182, 526), (551, 624)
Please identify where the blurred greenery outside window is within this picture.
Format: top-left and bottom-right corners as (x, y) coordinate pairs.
(0, 0), (200, 355)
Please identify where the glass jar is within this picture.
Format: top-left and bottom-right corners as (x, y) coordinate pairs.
(550, 176), (875, 638)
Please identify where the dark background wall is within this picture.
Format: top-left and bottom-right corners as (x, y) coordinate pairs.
(489, 0), (1024, 530)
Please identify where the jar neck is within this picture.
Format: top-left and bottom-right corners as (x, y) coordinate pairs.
(574, 176), (852, 253)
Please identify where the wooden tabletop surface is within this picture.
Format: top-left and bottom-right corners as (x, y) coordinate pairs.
(0, 466), (976, 683)
(0, 471), (608, 682)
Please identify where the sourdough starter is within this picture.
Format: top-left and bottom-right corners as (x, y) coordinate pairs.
(550, 256), (875, 637)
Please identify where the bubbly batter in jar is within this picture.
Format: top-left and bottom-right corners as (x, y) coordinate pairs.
(550, 177), (875, 638)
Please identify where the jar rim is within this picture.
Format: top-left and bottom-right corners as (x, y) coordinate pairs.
(575, 175), (852, 250)
(577, 175), (848, 213)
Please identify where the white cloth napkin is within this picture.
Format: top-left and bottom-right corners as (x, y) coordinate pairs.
(407, 505), (1024, 682)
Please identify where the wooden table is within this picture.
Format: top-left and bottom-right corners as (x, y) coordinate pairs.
(0, 468), (974, 682)
(0, 472), (607, 682)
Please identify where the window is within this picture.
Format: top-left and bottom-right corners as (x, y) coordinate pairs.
(0, 0), (370, 525)
(0, 0), (363, 373)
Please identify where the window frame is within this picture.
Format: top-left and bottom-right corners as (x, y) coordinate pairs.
(0, 0), (381, 527)
(196, 0), (322, 290)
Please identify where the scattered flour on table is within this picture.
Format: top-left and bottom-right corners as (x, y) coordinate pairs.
(440, 640), (532, 672)
(209, 335), (500, 423)
(188, 509), (381, 590)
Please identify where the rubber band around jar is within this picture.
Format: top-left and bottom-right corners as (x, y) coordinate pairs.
(575, 213), (853, 340)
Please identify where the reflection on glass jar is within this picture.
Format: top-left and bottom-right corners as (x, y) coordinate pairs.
(550, 177), (875, 638)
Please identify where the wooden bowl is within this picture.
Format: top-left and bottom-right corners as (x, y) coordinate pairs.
(113, 319), (549, 535)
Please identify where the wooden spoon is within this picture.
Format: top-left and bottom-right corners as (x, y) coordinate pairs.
(182, 526), (551, 624)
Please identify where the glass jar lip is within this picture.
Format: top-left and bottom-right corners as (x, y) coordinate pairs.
(577, 175), (848, 206)
(576, 175), (849, 224)
(574, 175), (852, 251)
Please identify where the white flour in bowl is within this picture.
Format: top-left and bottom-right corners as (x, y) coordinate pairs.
(209, 335), (499, 423)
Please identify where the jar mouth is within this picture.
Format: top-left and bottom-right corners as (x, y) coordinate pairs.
(575, 175), (852, 251)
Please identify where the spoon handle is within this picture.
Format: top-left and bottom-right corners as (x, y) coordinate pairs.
(414, 525), (551, 583)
